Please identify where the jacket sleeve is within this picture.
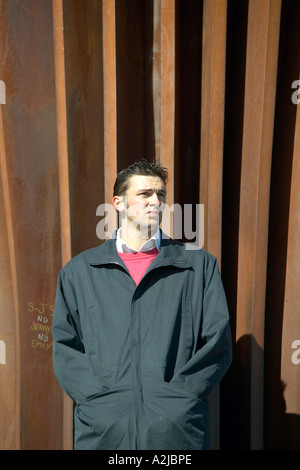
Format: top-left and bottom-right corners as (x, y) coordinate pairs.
(52, 265), (102, 404)
(170, 254), (232, 400)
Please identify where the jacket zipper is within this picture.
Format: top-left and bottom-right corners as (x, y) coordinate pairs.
(91, 257), (188, 449)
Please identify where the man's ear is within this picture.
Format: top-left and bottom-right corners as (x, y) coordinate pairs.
(112, 195), (126, 212)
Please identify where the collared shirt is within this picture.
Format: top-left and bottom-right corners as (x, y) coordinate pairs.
(116, 227), (161, 253)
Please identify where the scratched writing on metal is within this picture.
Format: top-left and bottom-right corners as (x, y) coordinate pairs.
(28, 302), (54, 352)
(30, 322), (51, 333)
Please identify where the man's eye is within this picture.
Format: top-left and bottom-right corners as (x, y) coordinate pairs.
(139, 192), (165, 198)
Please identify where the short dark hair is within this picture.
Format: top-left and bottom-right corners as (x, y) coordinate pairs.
(113, 158), (168, 196)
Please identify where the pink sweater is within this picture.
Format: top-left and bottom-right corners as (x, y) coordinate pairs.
(117, 248), (159, 286)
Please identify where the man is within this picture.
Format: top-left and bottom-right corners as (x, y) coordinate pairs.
(52, 159), (232, 450)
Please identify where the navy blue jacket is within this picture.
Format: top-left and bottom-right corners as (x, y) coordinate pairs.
(52, 231), (232, 450)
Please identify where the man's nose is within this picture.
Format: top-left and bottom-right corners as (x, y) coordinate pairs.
(149, 193), (160, 205)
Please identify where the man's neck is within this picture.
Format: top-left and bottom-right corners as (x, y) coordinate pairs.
(119, 226), (158, 251)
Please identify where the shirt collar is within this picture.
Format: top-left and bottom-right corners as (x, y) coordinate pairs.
(116, 227), (161, 253)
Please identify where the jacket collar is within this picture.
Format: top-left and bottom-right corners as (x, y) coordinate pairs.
(89, 230), (192, 269)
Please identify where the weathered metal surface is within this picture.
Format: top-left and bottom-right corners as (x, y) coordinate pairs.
(52, 0), (73, 450)
(160, 0), (175, 210)
(200, 0), (228, 449)
(200, 0), (227, 262)
(103, 0), (118, 209)
(280, 78), (300, 449)
(63, 0), (105, 256)
(235, 0), (282, 449)
(0, 0), (63, 449)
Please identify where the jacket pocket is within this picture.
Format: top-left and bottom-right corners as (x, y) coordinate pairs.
(143, 381), (209, 449)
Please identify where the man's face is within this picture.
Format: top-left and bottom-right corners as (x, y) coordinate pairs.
(115, 174), (166, 237)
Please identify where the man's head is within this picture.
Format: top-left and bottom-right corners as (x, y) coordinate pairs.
(113, 159), (168, 197)
(112, 159), (168, 240)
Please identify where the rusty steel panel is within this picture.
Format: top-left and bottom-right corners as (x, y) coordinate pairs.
(115, 0), (154, 170)
(63, 0), (105, 256)
(280, 86), (300, 449)
(200, 0), (227, 260)
(103, 0), (118, 207)
(152, 0), (162, 161)
(236, 0), (282, 449)
(160, 0), (175, 209)
(52, 0), (73, 450)
(0, 0), (63, 449)
(200, 0), (228, 449)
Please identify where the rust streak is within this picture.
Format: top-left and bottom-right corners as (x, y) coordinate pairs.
(52, 0), (73, 451)
(103, 0), (117, 206)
